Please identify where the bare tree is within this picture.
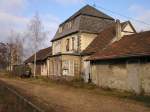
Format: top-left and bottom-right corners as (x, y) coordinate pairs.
(7, 30), (24, 70)
(25, 13), (48, 77)
(0, 42), (9, 70)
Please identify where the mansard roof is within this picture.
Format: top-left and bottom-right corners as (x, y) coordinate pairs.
(51, 5), (114, 42)
(88, 31), (150, 61)
(61, 5), (114, 25)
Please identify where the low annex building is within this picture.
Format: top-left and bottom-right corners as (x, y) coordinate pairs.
(81, 20), (136, 82)
(25, 47), (52, 76)
(88, 31), (150, 94)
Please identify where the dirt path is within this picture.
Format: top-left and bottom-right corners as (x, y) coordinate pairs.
(0, 77), (150, 112)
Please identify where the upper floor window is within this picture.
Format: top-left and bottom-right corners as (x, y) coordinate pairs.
(53, 40), (61, 54)
(67, 21), (72, 29)
(66, 39), (70, 51)
(72, 37), (75, 51)
(58, 27), (63, 33)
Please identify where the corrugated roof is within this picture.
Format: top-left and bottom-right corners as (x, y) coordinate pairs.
(25, 46), (52, 63)
(88, 31), (150, 61)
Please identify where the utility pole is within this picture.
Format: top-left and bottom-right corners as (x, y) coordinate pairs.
(27, 12), (46, 77)
(33, 13), (39, 78)
(33, 51), (36, 77)
(33, 36), (37, 77)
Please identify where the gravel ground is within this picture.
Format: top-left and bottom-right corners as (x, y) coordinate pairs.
(0, 77), (150, 112)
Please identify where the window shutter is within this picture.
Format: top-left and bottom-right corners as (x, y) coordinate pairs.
(66, 39), (69, 51)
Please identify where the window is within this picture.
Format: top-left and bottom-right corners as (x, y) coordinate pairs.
(53, 40), (61, 54)
(67, 21), (72, 28)
(72, 37), (75, 50)
(66, 39), (69, 51)
(62, 60), (74, 76)
(58, 27), (62, 33)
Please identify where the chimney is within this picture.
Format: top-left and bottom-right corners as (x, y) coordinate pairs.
(116, 19), (121, 41)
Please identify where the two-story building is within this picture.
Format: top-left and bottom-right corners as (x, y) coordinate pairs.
(48, 5), (137, 81)
(25, 5), (137, 81)
(47, 5), (115, 79)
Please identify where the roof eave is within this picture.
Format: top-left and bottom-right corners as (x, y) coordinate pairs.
(88, 54), (150, 61)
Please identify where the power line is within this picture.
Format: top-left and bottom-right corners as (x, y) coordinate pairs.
(95, 4), (150, 27)
(83, 1), (150, 29)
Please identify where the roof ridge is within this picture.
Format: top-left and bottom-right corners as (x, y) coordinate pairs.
(60, 4), (114, 26)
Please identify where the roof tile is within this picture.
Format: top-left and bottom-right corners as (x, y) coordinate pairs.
(25, 46), (52, 63)
(88, 31), (150, 60)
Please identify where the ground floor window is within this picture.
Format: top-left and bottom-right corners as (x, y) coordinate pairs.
(62, 60), (74, 76)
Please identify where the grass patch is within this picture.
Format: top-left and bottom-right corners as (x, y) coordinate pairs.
(124, 95), (150, 107)
(0, 71), (17, 79)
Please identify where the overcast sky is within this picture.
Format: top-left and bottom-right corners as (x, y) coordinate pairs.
(0, 0), (150, 44)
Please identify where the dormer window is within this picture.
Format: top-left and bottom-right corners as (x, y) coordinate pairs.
(67, 21), (72, 29)
(58, 27), (63, 33)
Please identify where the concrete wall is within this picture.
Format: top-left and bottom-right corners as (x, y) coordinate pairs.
(91, 59), (150, 95)
(140, 62), (150, 94)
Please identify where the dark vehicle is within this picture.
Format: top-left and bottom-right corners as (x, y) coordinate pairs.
(13, 65), (31, 78)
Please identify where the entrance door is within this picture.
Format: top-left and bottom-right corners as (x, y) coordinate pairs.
(83, 61), (90, 82)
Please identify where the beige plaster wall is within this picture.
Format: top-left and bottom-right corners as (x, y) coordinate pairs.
(52, 32), (97, 55)
(80, 33), (97, 51)
(52, 33), (79, 55)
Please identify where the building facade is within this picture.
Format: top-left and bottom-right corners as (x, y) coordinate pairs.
(47, 5), (115, 79)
